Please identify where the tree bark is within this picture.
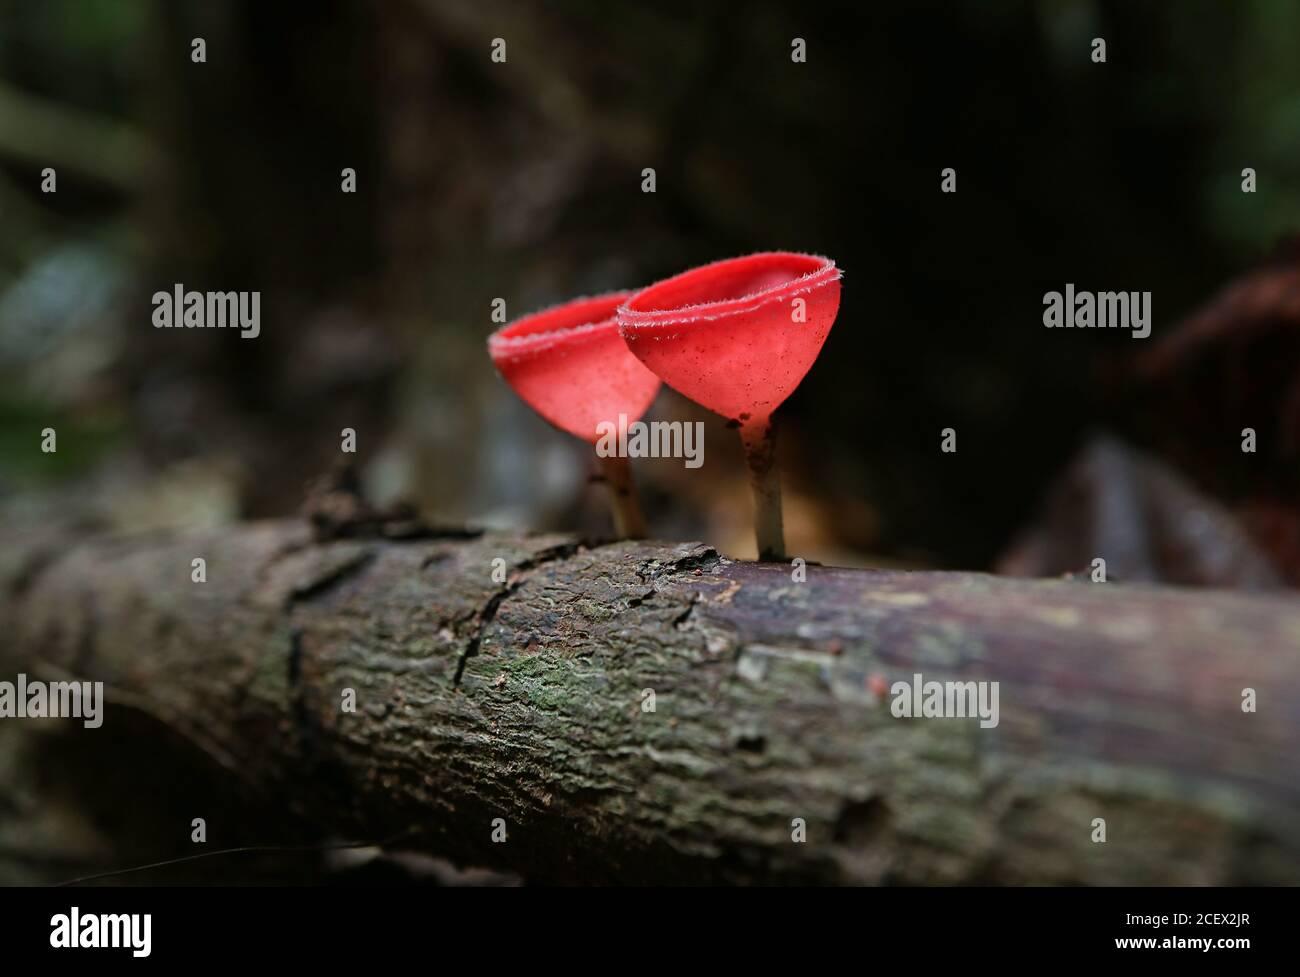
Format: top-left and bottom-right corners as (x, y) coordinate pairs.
(2, 519), (1298, 884)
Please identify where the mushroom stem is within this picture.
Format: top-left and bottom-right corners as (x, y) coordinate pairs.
(739, 415), (785, 561)
(597, 453), (648, 539)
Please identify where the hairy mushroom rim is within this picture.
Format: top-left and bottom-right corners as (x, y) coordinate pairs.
(618, 252), (840, 326)
(488, 291), (632, 360)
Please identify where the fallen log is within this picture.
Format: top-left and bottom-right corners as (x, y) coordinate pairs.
(1, 519), (1298, 884)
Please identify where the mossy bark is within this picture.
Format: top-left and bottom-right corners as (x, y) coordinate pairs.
(2, 520), (1298, 884)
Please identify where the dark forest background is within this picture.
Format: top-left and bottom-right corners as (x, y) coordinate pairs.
(3, 0), (1299, 581)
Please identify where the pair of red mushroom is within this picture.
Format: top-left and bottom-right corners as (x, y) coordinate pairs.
(488, 252), (842, 560)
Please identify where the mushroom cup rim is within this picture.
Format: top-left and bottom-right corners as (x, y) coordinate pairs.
(617, 251), (841, 331)
(487, 290), (633, 361)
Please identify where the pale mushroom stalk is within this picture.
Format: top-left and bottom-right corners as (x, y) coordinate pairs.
(740, 415), (784, 560)
(597, 453), (648, 539)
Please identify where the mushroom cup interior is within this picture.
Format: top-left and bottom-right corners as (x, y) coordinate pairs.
(621, 253), (834, 318)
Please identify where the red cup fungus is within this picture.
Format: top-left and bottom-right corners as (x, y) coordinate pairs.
(618, 252), (841, 560)
(488, 291), (661, 538)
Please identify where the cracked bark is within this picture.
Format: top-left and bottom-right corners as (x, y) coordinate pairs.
(1, 519), (1298, 884)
